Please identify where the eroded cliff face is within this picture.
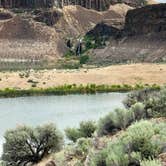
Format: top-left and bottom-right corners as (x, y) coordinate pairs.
(124, 3), (166, 36)
(89, 3), (166, 64)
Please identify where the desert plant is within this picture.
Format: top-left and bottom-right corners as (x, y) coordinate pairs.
(65, 121), (96, 142)
(123, 87), (166, 118)
(121, 121), (162, 159)
(0, 161), (6, 166)
(97, 108), (134, 136)
(123, 88), (158, 109)
(79, 121), (96, 138)
(97, 112), (119, 136)
(90, 120), (166, 166)
(79, 55), (89, 64)
(74, 138), (92, 157)
(89, 149), (107, 166)
(141, 159), (162, 166)
(130, 102), (146, 120)
(65, 128), (81, 142)
(114, 108), (133, 129)
(2, 123), (63, 165)
(106, 142), (129, 166)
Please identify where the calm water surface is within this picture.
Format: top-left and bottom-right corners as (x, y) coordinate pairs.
(0, 93), (127, 154)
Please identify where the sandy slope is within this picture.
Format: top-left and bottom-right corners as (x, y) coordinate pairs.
(0, 63), (166, 90)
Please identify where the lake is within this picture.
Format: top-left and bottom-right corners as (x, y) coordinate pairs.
(0, 92), (127, 154)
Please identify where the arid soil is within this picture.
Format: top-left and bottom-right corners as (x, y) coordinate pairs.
(0, 63), (166, 89)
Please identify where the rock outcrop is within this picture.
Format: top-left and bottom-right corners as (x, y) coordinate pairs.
(88, 3), (166, 64)
(124, 3), (166, 36)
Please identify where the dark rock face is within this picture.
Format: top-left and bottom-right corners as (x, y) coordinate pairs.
(86, 3), (166, 64)
(86, 22), (121, 40)
(124, 3), (166, 36)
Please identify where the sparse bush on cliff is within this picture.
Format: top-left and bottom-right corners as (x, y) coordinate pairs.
(65, 121), (96, 142)
(2, 124), (63, 166)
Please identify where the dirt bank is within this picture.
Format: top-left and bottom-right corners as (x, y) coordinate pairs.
(0, 63), (165, 90)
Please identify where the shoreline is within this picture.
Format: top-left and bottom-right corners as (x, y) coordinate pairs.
(0, 63), (165, 98)
(0, 84), (160, 98)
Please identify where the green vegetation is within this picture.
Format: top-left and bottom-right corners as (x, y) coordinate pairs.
(65, 121), (96, 142)
(97, 87), (166, 137)
(2, 124), (63, 166)
(124, 87), (166, 117)
(90, 120), (165, 166)
(0, 84), (160, 98)
(141, 159), (162, 166)
(1, 87), (166, 165)
(97, 102), (146, 136)
(79, 55), (90, 65)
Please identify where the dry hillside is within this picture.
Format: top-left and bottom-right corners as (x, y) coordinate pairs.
(88, 3), (166, 65)
(0, 12), (66, 63)
(0, 4), (131, 67)
(54, 4), (131, 37)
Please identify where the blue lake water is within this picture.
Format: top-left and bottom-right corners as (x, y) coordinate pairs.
(0, 93), (127, 154)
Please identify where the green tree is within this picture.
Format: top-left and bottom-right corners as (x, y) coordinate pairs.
(2, 123), (63, 166)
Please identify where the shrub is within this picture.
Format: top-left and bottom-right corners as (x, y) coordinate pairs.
(146, 88), (166, 117)
(65, 128), (81, 142)
(65, 121), (96, 142)
(79, 55), (89, 64)
(121, 121), (162, 159)
(2, 124), (63, 165)
(130, 102), (146, 120)
(0, 161), (6, 166)
(124, 87), (166, 118)
(114, 108), (133, 129)
(97, 108), (134, 136)
(123, 88), (157, 109)
(74, 138), (92, 157)
(90, 142), (142, 166)
(106, 142), (129, 166)
(97, 112), (119, 136)
(90, 120), (166, 166)
(141, 159), (162, 166)
(79, 121), (96, 138)
(89, 149), (107, 166)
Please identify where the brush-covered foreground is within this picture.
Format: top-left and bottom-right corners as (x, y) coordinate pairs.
(0, 87), (166, 166)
